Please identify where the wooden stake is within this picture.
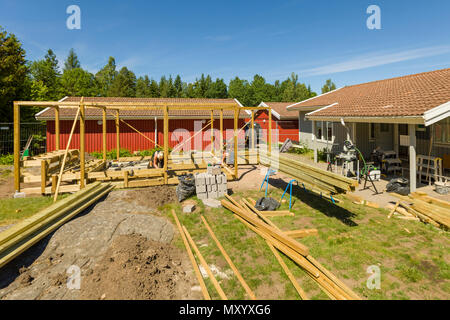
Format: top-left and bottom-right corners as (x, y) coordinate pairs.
(267, 241), (309, 300)
(13, 102), (20, 192)
(53, 107), (81, 202)
(40, 160), (48, 194)
(183, 225), (228, 300)
(388, 201), (400, 219)
(102, 108), (107, 161)
(251, 110), (255, 150)
(201, 215), (256, 300)
(170, 210), (211, 300)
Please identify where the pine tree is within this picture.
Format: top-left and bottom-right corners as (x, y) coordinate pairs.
(321, 79), (336, 94)
(95, 57), (117, 96)
(63, 48), (81, 71)
(29, 49), (61, 100)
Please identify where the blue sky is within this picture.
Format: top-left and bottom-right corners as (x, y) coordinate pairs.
(1, 0), (449, 93)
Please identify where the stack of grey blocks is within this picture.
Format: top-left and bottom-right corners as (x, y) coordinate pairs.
(195, 165), (228, 200)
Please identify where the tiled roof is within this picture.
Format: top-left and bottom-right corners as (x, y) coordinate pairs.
(260, 102), (298, 119)
(36, 97), (246, 120)
(287, 68), (450, 118)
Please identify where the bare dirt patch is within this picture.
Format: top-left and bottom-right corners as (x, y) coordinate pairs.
(80, 234), (201, 300)
(120, 185), (178, 209)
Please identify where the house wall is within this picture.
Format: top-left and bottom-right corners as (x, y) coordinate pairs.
(252, 110), (299, 143)
(45, 118), (245, 153)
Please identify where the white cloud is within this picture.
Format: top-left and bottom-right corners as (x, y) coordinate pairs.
(300, 45), (450, 76)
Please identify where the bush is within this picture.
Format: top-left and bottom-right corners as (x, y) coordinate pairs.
(287, 140), (312, 155)
(0, 154), (14, 165)
(90, 148), (133, 160)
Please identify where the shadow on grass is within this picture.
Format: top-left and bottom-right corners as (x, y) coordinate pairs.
(267, 177), (358, 227)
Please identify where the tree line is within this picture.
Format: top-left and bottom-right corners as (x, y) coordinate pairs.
(0, 26), (336, 122)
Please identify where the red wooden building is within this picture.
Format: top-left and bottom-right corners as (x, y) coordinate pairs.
(248, 102), (299, 143)
(36, 97), (247, 153)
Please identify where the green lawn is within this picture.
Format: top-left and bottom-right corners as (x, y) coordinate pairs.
(161, 187), (450, 300)
(0, 196), (57, 226)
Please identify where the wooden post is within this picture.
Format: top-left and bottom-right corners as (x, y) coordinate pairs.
(211, 110), (214, 155)
(164, 106), (169, 184)
(115, 110), (120, 160)
(80, 102), (86, 189)
(268, 108), (272, 153)
(312, 120), (318, 163)
(55, 106), (60, 151)
(219, 109), (224, 154)
(409, 124), (417, 192)
(393, 123), (399, 156)
(13, 102), (20, 192)
(124, 170), (129, 188)
(251, 110), (255, 150)
(102, 108), (107, 161)
(40, 160), (48, 194)
(234, 108), (238, 178)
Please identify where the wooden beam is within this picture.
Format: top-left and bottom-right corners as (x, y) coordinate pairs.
(211, 110), (214, 155)
(102, 108), (107, 161)
(234, 108), (238, 178)
(267, 241), (308, 300)
(13, 102), (20, 192)
(115, 110), (120, 160)
(220, 109), (224, 154)
(183, 225), (228, 300)
(80, 100), (86, 189)
(268, 108), (272, 153)
(40, 160), (48, 194)
(251, 110), (255, 150)
(164, 105), (169, 184)
(409, 124), (417, 192)
(171, 210), (211, 300)
(201, 215), (256, 300)
(54, 106), (60, 151)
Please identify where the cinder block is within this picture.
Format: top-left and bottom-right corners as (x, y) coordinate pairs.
(212, 184), (217, 191)
(207, 185), (212, 192)
(197, 192), (207, 200)
(196, 185), (206, 193)
(208, 191), (218, 199)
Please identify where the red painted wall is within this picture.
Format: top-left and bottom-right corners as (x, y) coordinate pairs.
(46, 119), (246, 153)
(252, 110), (299, 143)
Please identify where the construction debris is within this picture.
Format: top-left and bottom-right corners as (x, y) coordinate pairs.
(222, 194), (361, 300)
(183, 204), (196, 213)
(389, 192), (450, 230)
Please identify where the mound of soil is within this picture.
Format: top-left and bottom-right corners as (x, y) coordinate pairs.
(122, 186), (178, 208)
(80, 234), (201, 300)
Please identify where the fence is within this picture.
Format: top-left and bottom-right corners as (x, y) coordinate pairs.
(0, 122), (46, 156)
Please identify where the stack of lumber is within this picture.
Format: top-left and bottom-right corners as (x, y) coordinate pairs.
(259, 151), (357, 195)
(389, 192), (450, 230)
(0, 182), (113, 269)
(221, 194), (361, 300)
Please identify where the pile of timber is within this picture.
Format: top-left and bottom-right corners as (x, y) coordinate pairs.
(389, 192), (450, 230)
(0, 182), (113, 269)
(221, 194), (361, 300)
(259, 151), (357, 195)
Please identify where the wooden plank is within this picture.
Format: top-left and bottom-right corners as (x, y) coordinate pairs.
(182, 226), (228, 300)
(284, 229), (318, 239)
(115, 110), (120, 160)
(54, 106), (60, 151)
(201, 216), (256, 300)
(164, 105), (169, 184)
(40, 160), (48, 194)
(267, 241), (308, 300)
(171, 210), (211, 300)
(102, 108), (107, 161)
(80, 101), (86, 189)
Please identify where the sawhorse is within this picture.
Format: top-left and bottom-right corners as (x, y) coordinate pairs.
(260, 168), (276, 197)
(281, 179), (298, 211)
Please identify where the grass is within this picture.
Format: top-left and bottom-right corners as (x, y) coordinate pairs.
(0, 196), (58, 226)
(160, 186), (450, 300)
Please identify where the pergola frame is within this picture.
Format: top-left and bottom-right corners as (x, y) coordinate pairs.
(13, 100), (272, 193)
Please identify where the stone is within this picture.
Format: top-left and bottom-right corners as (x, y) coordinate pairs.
(183, 204), (196, 213)
(202, 198), (222, 208)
